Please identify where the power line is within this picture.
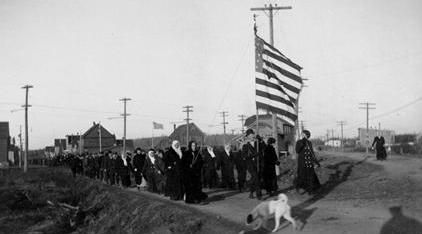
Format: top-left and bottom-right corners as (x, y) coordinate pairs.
(210, 37), (251, 125)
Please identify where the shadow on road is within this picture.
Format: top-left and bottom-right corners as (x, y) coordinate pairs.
(380, 206), (422, 234)
(206, 190), (240, 203)
(290, 156), (369, 230)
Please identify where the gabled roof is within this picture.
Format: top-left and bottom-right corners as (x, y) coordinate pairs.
(83, 122), (114, 138)
(169, 123), (205, 139)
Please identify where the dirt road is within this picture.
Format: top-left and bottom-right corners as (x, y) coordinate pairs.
(131, 151), (422, 234)
(2, 152), (421, 234)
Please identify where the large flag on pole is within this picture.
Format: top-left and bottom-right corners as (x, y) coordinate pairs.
(153, 121), (164, 130)
(255, 34), (303, 125)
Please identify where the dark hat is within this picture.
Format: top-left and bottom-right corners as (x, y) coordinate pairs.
(245, 129), (255, 137)
(267, 137), (276, 145)
(303, 130), (311, 138)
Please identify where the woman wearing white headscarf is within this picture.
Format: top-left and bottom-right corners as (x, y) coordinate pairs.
(142, 149), (165, 193)
(163, 140), (184, 200)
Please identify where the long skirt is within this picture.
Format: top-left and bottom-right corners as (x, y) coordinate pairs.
(296, 167), (321, 193)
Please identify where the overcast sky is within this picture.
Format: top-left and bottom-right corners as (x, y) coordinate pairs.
(1, 0), (421, 149)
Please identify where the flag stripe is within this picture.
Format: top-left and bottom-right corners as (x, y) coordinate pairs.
(256, 90), (295, 108)
(263, 59), (302, 84)
(262, 48), (302, 72)
(263, 54), (302, 81)
(256, 73), (298, 99)
(256, 101), (297, 121)
(256, 96), (296, 114)
(257, 109), (295, 126)
(262, 69), (301, 94)
(260, 37), (302, 71)
(255, 34), (302, 126)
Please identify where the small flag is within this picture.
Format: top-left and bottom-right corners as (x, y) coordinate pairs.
(153, 122), (164, 130)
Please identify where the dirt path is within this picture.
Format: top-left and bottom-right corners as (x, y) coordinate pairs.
(131, 152), (422, 234)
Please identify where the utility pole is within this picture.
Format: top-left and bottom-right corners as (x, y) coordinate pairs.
(337, 121), (347, 150)
(18, 125), (23, 168)
(182, 105), (193, 146)
(251, 4), (292, 45)
(251, 3), (292, 157)
(359, 102), (376, 154)
(238, 114), (246, 134)
(220, 111), (228, 145)
(79, 132), (82, 154)
(120, 98), (131, 156)
(300, 120), (305, 131)
(21, 85), (33, 173)
(98, 122), (102, 153)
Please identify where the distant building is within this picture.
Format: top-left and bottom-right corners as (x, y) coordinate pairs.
(325, 139), (342, 147)
(357, 128), (395, 147)
(65, 134), (81, 153)
(45, 146), (55, 159)
(54, 138), (66, 155)
(81, 122), (116, 153)
(243, 114), (295, 152)
(0, 122), (10, 167)
(133, 136), (169, 150)
(107, 139), (135, 153)
(169, 123), (205, 147)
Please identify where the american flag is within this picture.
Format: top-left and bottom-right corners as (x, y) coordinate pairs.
(255, 35), (303, 126)
(153, 121), (164, 130)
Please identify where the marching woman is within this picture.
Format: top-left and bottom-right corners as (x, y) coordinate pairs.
(142, 149), (165, 193)
(181, 141), (208, 204)
(202, 146), (218, 189)
(219, 144), (236, 190)
(163, 140), (184, 200)
(295, 130), (321, 194)
(132, 148), (146, 190)
(263, 137), (280, 196)
(117, 152), (132, 188)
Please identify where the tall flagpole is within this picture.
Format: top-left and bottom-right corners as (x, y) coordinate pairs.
(151, 122), (154, 149)
(251, 4), (292, 159)
(253, 15), (260, 173)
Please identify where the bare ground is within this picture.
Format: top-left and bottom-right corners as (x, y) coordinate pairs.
(1, 152), (422, 234)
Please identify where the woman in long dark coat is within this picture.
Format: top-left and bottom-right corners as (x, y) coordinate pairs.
(181, 141), (207, 203)
(263, 137), (280, 195)
(219, 144), (236, 189)
(142, 149), (165, 193)
(132, 148), (146, 190)
(117, 153), (132, 188)
(202, 146), (218, 189)
(295, 130), (321, 194)
(163, 140), (184, 200)
(372, 135), (387, 160)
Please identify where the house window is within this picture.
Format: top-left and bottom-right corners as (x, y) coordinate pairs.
(283, 125), (292, 134)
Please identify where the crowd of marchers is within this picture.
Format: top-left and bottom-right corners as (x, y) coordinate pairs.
(51, 129), (323, 203)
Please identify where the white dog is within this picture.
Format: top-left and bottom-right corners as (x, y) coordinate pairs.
(245, 193), (297, 232)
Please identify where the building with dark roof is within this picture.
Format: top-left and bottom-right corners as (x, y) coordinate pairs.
(243, 114), (295, 152)
(81, 122), (116, 153)
(169, 123), (205, 147)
